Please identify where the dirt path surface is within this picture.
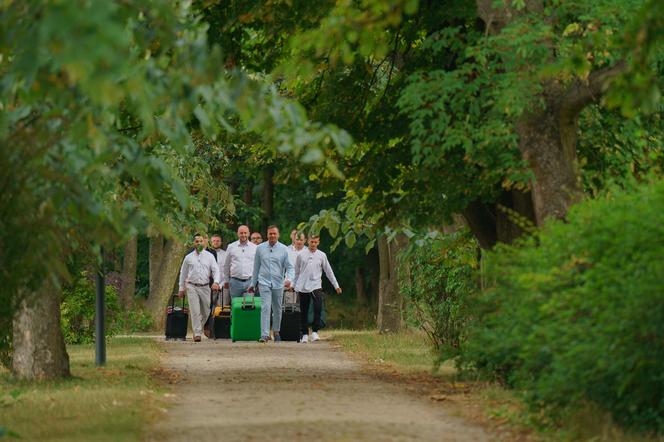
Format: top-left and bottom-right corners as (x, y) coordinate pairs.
(146, 339), (491, 442)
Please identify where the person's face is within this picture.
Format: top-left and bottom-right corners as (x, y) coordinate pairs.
(211, 236), (222, 249)
(294, 234), (305, 249)
(267, 228), (279, 245)
(251, 233), (262, 245)
(308, 237), (320, 251)
(237, 226), (249, 243)
(193, 236), (204, 251)
(290, 229), (297, 243)
(202, 236), (209, 247)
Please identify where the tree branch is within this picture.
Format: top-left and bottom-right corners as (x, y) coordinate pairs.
(560, 61), (627, 119)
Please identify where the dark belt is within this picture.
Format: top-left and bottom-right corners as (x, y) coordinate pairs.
(231, 277), (250, 282)
(188, 282), (209, 287)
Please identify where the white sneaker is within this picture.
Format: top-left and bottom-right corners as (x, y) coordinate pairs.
(300, 334), (308, 343)
(312, 332), (320, 342)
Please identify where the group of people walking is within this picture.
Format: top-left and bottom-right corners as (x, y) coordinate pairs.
(177, 225), (341, 343)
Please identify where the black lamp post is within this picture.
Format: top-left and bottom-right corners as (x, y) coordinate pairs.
(95, 247), (106, 366)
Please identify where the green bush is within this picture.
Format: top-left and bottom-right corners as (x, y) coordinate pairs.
(400, 230), (479, 362)
(460, 180), (664, 433)
(61, 272), (153, 344)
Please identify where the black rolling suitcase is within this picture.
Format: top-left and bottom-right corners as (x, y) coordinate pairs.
(211, 288), (231, 339)
(165, 294), (188, 340)
(280, 289), (301, 341)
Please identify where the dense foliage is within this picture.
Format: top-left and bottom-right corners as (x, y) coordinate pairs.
(460, 179), (664, 432)
(60, 272), (153, 345)
(399, 231), (478, 361)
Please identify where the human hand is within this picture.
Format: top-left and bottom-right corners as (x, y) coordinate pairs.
(224, 282), (229, 289)
(336, 287), (342, 295)
(211, 283), (220, 291)
(177, 290), (185, 298)
(284, 280), (291, 289)
(247, 286), (255, 294)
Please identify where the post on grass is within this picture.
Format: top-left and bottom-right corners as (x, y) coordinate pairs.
(95, 247), (106, 366)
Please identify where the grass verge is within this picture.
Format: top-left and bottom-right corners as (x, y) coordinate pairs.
(0, 337), (163, 441)
(329, 329), (661, 442)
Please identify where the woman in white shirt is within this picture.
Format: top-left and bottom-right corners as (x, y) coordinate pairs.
(293, 235), (342, 343)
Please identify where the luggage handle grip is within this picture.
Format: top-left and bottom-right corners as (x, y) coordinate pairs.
(168, 293), (186, 309)
(241, 292), (256, 310)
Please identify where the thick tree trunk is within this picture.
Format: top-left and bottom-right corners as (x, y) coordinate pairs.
(149, 235), (164, 298)
(517, 93), (582, 224)
(377, 234), (407, 333)
(261, 166), (274, 231)
(464, 188), (537, 249)
(243, 178), (254, 206)
(476, 0), (625, 225)
(12, 283), (70, 380)
(368, 246), (380, 307)
(354, 267), (367, 304)
(145, 239), (186, 325)
(119, 236), (137, 307)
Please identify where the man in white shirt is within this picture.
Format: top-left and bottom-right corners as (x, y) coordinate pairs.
(210, 234), (226, 280)
(293, 234), (342, 343)
(178, 233), (221, 342)
(223, 225), (257, 298)
(287, 230), (306, 268)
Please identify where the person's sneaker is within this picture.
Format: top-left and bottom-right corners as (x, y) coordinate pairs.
(274, 335), (282, 342)
(194, 336), (202, 342)
(300, 334), (308, 343)
(259, 336), (269, 343)
(312, 332), (320, 342)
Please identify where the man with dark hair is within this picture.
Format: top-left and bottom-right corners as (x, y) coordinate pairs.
(178, 233), (221, 342)
(293, 234), (341, 343)
(250, 225), (294, 343)
(250, 232), (262, 245)
(210, 233), (225, 275)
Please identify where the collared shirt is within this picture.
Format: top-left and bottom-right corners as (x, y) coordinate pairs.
(223, 240), (257, 283)
(213, 248), (226, 279)
(287, 244), (305, 268)
(178, 249), (220, 290)
(251, 241), (294, 289)
(293, 248), (339, 293)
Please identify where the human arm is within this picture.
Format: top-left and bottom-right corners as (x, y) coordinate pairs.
(177, 256), (189, 297)
(322, 253), (341, 293)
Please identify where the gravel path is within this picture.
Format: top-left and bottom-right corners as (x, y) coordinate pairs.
(146, 338), (490, 442)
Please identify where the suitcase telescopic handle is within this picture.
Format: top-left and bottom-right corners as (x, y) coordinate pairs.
(241, 293), (256, 310)
(168, 294), (186, 309)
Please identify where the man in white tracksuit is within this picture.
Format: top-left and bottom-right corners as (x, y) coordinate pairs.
(293, 234), (342, 343)
(178, 234), (221, 342)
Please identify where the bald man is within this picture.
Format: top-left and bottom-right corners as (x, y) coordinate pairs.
(223, 225), (258, 298)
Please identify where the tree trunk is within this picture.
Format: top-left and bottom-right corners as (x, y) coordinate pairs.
(464, 188), (537, 249)
(377, 234), (407, 333)
(261, 165), (274, 231)
(516, 92), (582, 224)
(12, 283), (70, 380)
(243, 177), (254, 206)
(149, 235), (164, 298)
(368, 246), (380, 307)
(476, 0), (624, 226)
(354, 267), (367, 304)
(145, 239), (186, 326)
(119, 236), (137, 308)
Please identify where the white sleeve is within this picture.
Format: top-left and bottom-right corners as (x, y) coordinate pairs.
(178, 256), (189, 291)
(322, 253), (339, 290)
(294, 254), (303, 287)
(211, 254), (221, 285)
(223, 246), (232, 283)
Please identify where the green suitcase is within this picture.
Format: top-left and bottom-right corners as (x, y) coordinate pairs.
(231, 294), (262, 342)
